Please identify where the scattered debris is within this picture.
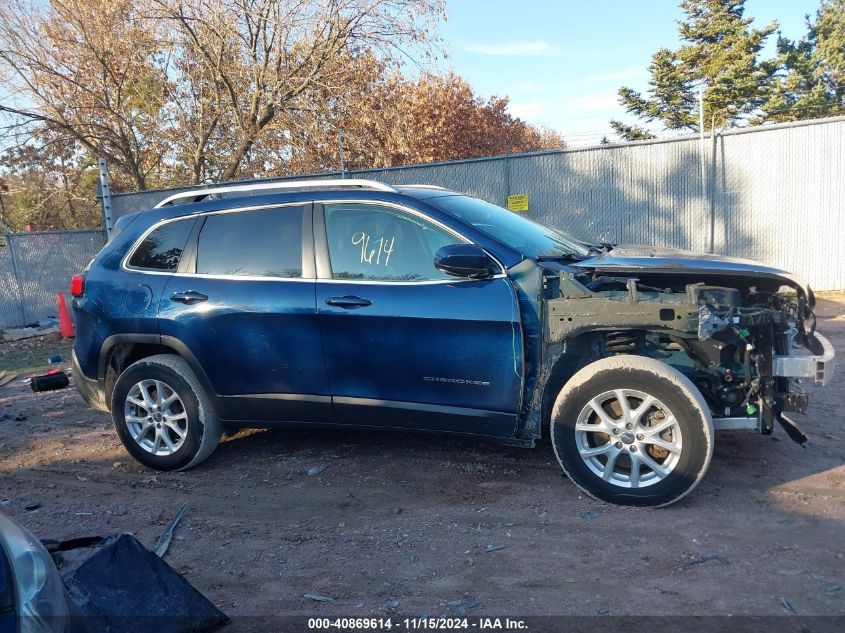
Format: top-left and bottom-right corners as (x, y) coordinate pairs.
(30, 371), (70, 392)
(0, 498), (10, 507)
(581, 510), (602, 521)
(386, 598), (400, 609)
(463, 556), (474, 566)
(154, 502), (189, 558)
(391, 507), (402, 515)
(0, 413), (27, 421)
(24, 502), (41, 512)
(47, 354), (63, 364)
(307, 465), (329, 476)
(780, 598), (798, 615)
(2, 325), (60, 342)
(826, 585), (841, 595)
(304, 594), (334, 602)
(689, 555), (730, 566)
(484, 544), (508, 553)
(0, 371), (18, 389)
(57, 533), (227, 632)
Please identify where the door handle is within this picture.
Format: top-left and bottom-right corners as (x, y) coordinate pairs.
(325, 295), (372, 309)
(170, 291), (208, 305)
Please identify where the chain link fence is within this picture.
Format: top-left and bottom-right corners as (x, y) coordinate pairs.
(0, 230), (106, 330)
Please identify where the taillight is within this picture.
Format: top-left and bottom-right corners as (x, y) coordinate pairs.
(70, 274), (85, 297)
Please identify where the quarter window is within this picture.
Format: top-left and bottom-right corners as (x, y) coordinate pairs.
(196, 206), (302, 278)
(324, 204), (462, 281)
(128, 219), (193, 271)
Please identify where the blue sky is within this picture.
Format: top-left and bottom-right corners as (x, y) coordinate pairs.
(437, 0), (821, 145)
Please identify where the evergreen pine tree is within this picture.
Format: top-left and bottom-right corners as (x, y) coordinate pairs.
(610, 0), (777, 140)
(760, 0), (845, 122)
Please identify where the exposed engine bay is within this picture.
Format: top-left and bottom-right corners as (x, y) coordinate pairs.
(544, 267), (835, 444)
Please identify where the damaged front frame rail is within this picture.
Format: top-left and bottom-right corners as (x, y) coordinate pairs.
(544, 272), (835, 441)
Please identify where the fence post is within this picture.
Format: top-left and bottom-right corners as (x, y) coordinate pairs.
(98, 157), (113, 238)
(5, 234), (27, 326)
(708, 130), (720, 254)
(504, 149), (512, 205)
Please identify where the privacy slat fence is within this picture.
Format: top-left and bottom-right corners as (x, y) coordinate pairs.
(1, 115), (842, 330)
(107, 115), (845, 290)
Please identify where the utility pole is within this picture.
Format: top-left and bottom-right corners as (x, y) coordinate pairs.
(0, 180), (8, 231)
(98, 158), (113, 238)
(698, 82), (706, 200)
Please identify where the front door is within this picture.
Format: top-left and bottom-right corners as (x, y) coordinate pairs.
(158, 203), (333, 424)
(315, 201), (523, 438)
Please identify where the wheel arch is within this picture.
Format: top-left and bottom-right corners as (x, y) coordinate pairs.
(98, 334), (220, 413)
(538, 332), (601, 434)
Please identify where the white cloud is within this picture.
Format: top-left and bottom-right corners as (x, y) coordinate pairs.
(585, 69), (646, 83)
(510, 80), (550, 93)
(564, 90), (621, 111)
(508, 101), (545, 119)
(463, 41), (555, 56)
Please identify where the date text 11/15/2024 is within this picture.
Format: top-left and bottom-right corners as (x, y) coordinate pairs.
(307, 617), (529, 630)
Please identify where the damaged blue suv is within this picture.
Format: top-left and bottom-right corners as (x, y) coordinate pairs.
(71, 179), (834, 506)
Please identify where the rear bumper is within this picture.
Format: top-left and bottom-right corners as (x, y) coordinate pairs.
(773, 332), (836, 386)
(71, 349), (109, 412)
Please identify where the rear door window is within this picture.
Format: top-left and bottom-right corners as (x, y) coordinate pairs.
(128, 218), (194, 271)
(196, 206), (303, 278)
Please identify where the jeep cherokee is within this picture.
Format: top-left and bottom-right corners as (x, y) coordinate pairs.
(70, 179), (835, 506)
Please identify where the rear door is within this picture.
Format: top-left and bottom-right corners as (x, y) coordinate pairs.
(314, 201), (523, 438)
(158, 203), (333, 424)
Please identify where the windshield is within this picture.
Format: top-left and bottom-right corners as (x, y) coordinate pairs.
(427, 195), (590, 259)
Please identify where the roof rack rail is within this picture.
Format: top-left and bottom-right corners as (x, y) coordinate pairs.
(154, 179), (398, 207)
(401, 184), (448, 190)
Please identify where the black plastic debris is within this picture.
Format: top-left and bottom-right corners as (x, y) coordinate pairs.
(31, 372), (70, 392)
(51, 533), (227, 633)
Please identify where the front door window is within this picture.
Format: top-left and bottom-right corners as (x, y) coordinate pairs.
(324, 203), (461, 282)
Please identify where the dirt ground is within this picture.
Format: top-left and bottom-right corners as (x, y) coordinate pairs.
(1, 294), (844, 626)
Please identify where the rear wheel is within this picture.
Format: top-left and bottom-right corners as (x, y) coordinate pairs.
(551, 356), (714, 507)
(111, 354), (222, 471)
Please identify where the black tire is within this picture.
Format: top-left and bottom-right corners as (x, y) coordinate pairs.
(110, 354), (222, 471)
(551, 356), (714, 507)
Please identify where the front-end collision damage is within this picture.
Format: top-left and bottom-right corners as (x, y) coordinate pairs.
(539, 268), (834, 444)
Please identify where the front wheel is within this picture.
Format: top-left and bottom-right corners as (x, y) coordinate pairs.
(551, 356), (714, 507)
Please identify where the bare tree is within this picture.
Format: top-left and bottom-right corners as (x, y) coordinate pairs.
(152, 0), (445, 181)
(0, 0), (175, 189)
(1, 0), (444, 188)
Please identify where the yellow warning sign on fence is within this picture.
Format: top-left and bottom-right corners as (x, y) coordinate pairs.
(507, 194), (529, 212)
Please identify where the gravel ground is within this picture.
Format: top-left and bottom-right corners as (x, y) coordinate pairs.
(1, 293), (843, 627)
